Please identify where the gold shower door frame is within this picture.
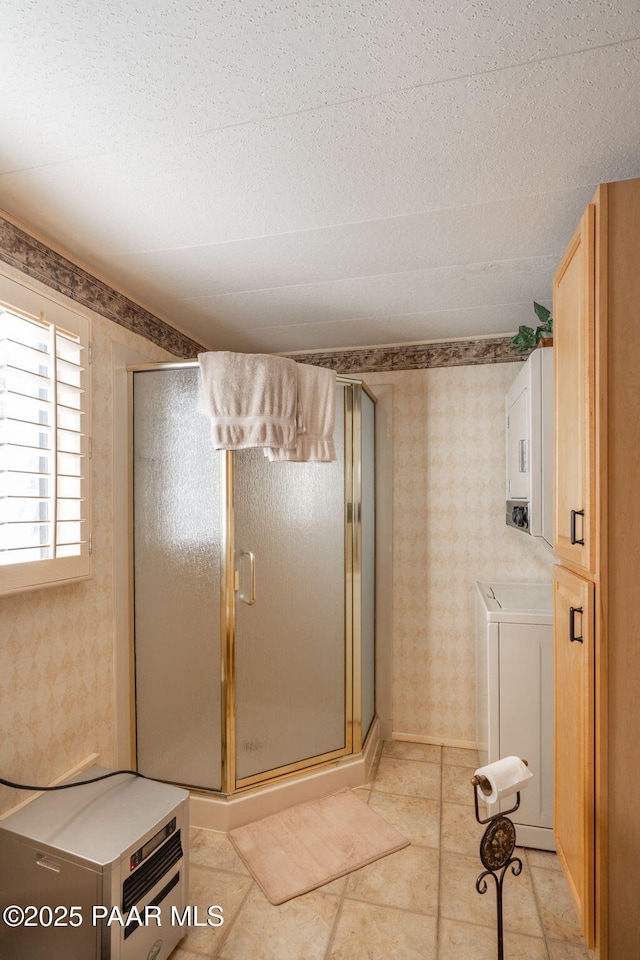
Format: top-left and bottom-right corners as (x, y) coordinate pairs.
(129, 362), (374, 795)
(223, 376), (374, 792)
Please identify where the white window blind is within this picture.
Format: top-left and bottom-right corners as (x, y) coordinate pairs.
(0, 286), (91, 595)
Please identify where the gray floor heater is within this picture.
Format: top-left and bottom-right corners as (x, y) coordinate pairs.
(0, 767), (189, 960)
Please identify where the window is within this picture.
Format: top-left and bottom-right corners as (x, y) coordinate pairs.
(0, 269), (91, 596)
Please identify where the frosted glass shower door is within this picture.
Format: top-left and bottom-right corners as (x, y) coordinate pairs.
(233, 386), (348, 784)
(133, 367), (222, 790)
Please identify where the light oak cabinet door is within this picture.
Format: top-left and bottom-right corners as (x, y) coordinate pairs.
(553, 205), (595, 575)
(553, 563), (595, 943)
(552, 178), (640, 958)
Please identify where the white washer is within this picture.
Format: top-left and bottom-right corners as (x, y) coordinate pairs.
(475, 581), (554, 851)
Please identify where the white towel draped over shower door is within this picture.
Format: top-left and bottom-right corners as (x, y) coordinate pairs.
(198, 351), (301, 451)
(267, 362), (337, 462)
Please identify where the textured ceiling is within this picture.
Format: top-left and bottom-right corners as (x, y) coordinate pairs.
(1, 1), (640, 353)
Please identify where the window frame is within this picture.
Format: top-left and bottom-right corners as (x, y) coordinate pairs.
(0, 264), (92, 597)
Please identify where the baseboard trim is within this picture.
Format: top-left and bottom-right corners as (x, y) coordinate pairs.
(0, 752), (101, 819)
(392, 732), (478, 750)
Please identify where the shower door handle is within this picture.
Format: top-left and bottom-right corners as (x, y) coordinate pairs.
(238, 549), (256, 605)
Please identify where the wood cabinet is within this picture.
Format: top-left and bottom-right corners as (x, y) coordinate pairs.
(553, 564), (594, 936)
(553, 205), (595, 575)
(553, 177), (640, 959)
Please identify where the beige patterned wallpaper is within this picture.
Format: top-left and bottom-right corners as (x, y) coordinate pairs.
(0, 291), (171, 817)
(0, 221), (552, 808)
(365, 363), (553, 747)
(0, 335), (552, 815)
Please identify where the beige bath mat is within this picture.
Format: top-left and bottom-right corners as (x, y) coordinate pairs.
(229, 787), (410, 904)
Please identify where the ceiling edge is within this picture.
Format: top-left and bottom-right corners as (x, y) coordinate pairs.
(0, 213), (530, 368)
(0, 214), (205, 359)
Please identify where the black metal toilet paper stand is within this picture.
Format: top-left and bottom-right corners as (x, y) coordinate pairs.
(470, 764), (527, 960)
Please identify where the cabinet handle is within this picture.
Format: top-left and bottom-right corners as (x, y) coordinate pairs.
(570, 509), (585, 545)
(569, 606), (584, 643)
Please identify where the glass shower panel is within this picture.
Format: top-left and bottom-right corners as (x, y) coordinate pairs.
(133, 367), (222, 790)
(233, 386), (347, 782)
(361, 389), (376, 740)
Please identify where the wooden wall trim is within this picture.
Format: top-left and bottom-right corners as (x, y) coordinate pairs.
(287, 336), (524, 373)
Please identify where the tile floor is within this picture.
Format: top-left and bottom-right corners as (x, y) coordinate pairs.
(170, 742), (596, 960)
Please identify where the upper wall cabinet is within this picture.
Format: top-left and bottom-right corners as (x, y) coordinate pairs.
(553, 205), (596, 576)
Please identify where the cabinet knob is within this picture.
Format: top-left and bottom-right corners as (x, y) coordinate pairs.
(570, 509), (585, 546)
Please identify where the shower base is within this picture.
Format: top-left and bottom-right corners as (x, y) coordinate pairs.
(189, 719), (380, 832)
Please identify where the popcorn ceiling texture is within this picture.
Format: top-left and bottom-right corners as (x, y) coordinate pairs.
(365, 364), (553, 744)
(3, 4), (640, 354)
(0, 311), (172, 817)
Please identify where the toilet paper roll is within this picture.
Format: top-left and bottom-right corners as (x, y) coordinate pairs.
(474, 756), (532, 804)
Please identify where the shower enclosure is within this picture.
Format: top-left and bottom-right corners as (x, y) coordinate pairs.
(130, 362), (376, 798)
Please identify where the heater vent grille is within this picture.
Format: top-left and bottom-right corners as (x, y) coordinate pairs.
(122, 830), (183, 913)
